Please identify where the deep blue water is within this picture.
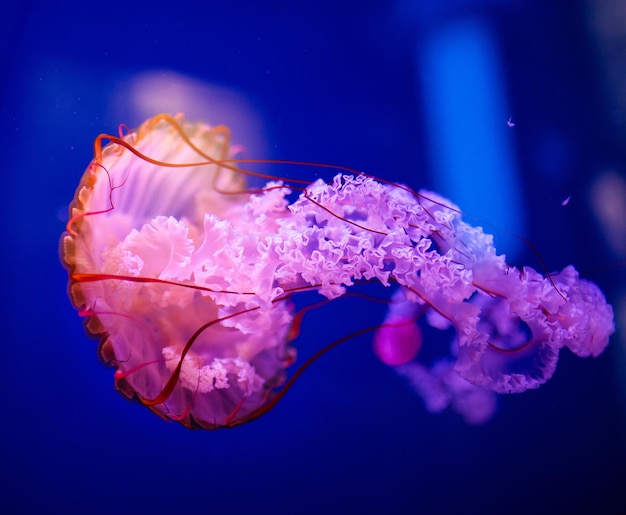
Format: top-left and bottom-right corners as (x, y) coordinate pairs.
(1, 1), (624, 514)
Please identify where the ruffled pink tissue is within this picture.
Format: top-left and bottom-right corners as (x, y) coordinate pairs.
(62, 114), (615, 429)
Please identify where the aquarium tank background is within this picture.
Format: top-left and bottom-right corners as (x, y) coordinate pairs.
(1, 1), (625, 514)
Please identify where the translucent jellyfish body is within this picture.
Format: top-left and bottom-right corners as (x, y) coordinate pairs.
(61, 114), (615, 429)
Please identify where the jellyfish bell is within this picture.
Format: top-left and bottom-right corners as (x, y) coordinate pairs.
(61, 113), (616, 429)
(62, 114), (297, 428)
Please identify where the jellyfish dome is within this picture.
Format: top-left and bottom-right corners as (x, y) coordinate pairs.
(62, 115), (298, 428)
(61, 114), (615, 429)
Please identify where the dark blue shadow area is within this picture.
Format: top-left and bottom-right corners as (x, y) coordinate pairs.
(1, 1), (624, 514)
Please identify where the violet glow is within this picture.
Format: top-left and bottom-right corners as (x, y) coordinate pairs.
(60, 114), (615, 429)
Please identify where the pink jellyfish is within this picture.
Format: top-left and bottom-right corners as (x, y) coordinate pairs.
(60, 113), (615, 429)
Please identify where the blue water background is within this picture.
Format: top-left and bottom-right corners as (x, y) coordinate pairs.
(1, 1), (624, 514)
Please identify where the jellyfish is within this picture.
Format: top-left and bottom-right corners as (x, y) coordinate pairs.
(60, 113), (615, 429)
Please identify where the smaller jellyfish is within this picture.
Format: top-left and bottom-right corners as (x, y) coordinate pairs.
(374, 288), (498, 424)
(61, 114), (615, 429)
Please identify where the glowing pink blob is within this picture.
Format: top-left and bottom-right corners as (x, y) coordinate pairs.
(373, 317), (422, 366)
